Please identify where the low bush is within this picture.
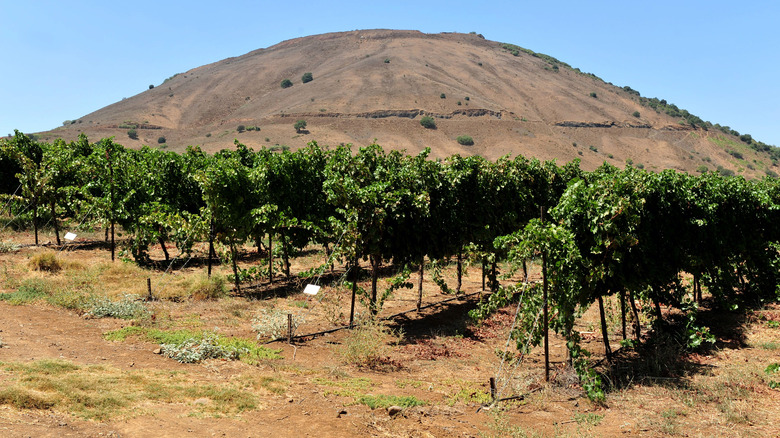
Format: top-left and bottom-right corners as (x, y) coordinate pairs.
(420, 116), (436, 129)
(86, 293), (149, 320)
(589, 92), (598, 99)
(237, 125), (246, 133)
(301, 72), (313, 83)
(29, 251), (62, 272)
(456, 135), (474, 146)
(157, 136), (166, 144)
(280, 79), (293, 88)
(632, 111), (641, 118)
(127, 129), (138, 140)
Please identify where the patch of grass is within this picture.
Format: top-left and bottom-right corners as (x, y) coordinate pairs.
(188, 274), (228, 300)
(574, 412), (604, 426)
(313, 376), (375, 398)
(103, 327), (281, 363)
(0, 278), (51, 305)
(443, 379), (492, 406)
(358, 394), (426, 409)
(0, 359), (259, 419)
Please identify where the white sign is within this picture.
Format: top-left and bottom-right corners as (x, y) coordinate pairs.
(64, 232), (77, 241)
(303, 284), (320, 296)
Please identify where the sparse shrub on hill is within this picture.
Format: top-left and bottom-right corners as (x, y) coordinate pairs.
(237, 125), (246, 133)
(420, 116), (436, 129)
(696, 165), (708, 173)
(384, 58), (390, 63)
(294, 120), (307, 133)
(148, 84), (154, 89)
(127, 129), (138, 140)
(157, 136), (166, 144)
(456, 135), (474, 146)
(301, 72), (313, 83)
(590, 92), (598, 99)
(440, 93), (446, 99)
(280, 79), (293, 89)
(632, 111), (641, 118)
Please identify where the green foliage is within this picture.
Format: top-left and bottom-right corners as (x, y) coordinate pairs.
(632, 111), (641, 118)
(280, 79), (293, 88)
(420, 116), (436, 129)
(127, 129), (138, 140)
(157, 136), (166, 144)
(384, 58), (390, 63)
(456, 135), (474, 146)
(237, 125), (246, 133)
(86, 294), (149, 320)
(29, 251), (62, 272)
(301, 72), (313, 83)
(294, 120), (307, 133)
(589, 92), (598, 99)
(589, 145), (598, 152)
(358, 394), (425, 409)
(440, 93), (446, 99)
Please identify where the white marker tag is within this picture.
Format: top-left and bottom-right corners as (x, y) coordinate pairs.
(64, 232), (77, 241)
(303, 284), (320, 296)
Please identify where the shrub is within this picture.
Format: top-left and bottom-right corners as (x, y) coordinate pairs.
(440, 93), (446, 99)
(766, 169), (778, 178)
(636, 163), (645, 169)
(589, 145), (598, 152)
(456, 135), (474, 146)
(253, 308), (305, 340)
(237, 125), (246, 133)
(29, 251), (62, 272)
(632, 111), (641, 118)
(339, 320), (401, 371)
(294, 120), (307, 133)
(589, 92), (598, 98)
(717, 166), (735, 177)
(464, 96), (470, 101)
(280, 79), (293, 89)
(301, 72), (313, 83)
(457, 101), (462, 106)
(148, 84), (154, 89)
(384, 58), (390, 63)
(420, 116), (436, 129)
(696, 165), (708, 173)
(86, 294), (149, 320)
(727, 150), (743, 160)
(127, 129), (138, 140)
(157, 136), (166, 144)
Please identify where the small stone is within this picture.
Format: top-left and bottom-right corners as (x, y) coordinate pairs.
(129, 362), (135, 367)
(153, 348), (162, 355)
(336, 409), (347, 418)
(387, 405), (403, 417)
(58, 421), (67, 427)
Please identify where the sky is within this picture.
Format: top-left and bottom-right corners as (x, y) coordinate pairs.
(2, 0), (778, 146)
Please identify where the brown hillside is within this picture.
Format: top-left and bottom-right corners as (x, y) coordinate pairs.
(40, 29), (772, 175)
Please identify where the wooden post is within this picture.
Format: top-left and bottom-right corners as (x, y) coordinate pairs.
(417, 257), (424, 311)
(620, 290), (627, 340)
(349, 257), (358, 329)
(287, 313), (293, 344)
(456, 251), (462, 295)
(541, 206), (549, 382)
(489, 377), (497, 402)
(147, 278), (153, 301)
(598, 295), (613, 361)
(207, 218), (215, 278)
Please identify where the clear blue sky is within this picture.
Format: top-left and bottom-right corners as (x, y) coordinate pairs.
(2, 0), (778, 146)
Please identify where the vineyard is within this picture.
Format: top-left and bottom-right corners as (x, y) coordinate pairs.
(1, 130), (780, 436)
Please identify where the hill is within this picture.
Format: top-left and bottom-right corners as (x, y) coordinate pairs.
(36, 29), (777, 176)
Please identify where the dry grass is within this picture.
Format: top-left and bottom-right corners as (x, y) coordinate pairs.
(0, 359), (262, 420)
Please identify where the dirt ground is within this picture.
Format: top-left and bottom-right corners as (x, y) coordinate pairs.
(0, 234), (779, 437)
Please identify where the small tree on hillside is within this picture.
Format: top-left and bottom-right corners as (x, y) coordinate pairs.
(301, 72), (313, 83)
(281, 79), (293, 89)
(420, 116), (436, 129)
(127, 129), (138, 140)
(294, 120), (307, 133)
